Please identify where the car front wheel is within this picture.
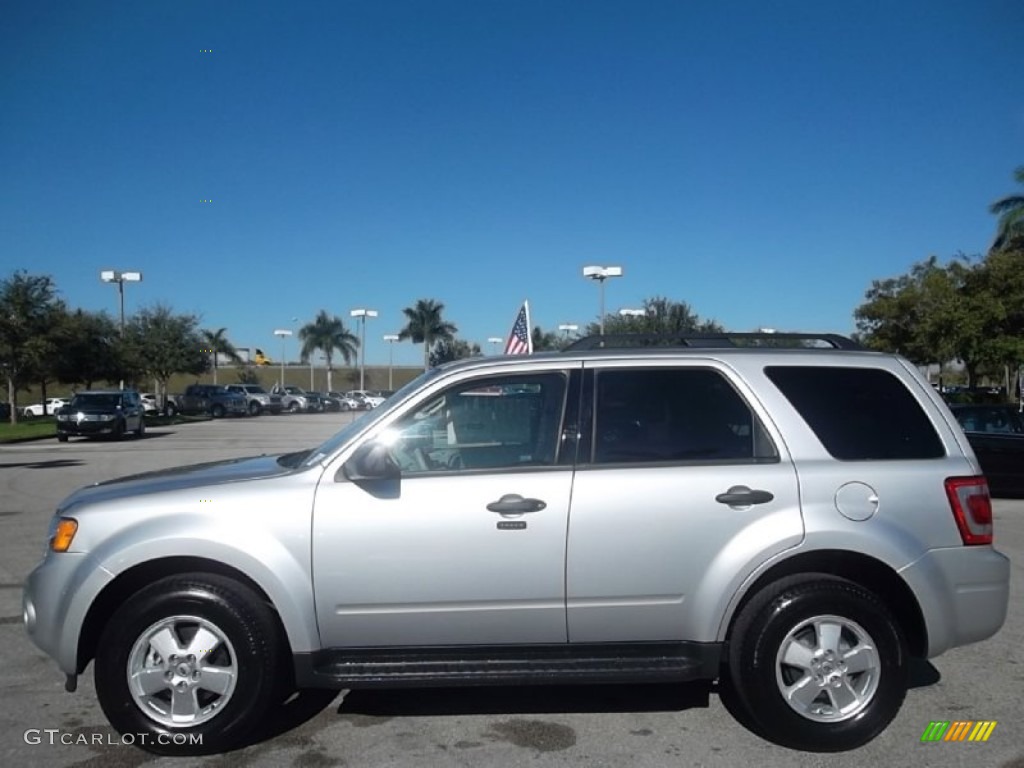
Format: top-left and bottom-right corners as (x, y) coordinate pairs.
(723, 574), (908, 752)
(94, 574), (283, 755)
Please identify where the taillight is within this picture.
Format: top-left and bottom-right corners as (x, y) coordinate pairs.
(944, 476), (994, 545)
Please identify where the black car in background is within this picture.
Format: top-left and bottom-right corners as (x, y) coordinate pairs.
(949, 403), (1024, 496)
(56, 390), (146, 442)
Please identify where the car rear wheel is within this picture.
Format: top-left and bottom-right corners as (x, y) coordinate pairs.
(723, 574), (907, 752)
(94, 574), (284, 755)
(210, 404), (226, 419)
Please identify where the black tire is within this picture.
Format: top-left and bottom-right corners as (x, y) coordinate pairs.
(94, 574), (283, 756)
(57, 433), (69, 443)
(248, 401), (262, 417)
(23, 410), (35, 419)
(210, 404), (226, 419)
(134, 417), (145, 438)
(339, 402), (350, 412)
(724, 574), (908, 752)
(112, 419), (126, 441)
(287, 401), (300, 414)
(165, 403), (178, 418)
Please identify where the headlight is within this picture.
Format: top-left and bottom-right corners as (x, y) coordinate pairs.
(57, 414), (70, 422)
(99, 413), (115, 421)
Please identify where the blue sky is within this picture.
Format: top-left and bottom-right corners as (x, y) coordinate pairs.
(2, 0), (1022, 367)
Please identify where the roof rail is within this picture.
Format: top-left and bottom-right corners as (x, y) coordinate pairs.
(563, 332), (862, 351)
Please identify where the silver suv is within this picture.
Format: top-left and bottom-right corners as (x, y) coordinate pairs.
(22, 333), (1010, 755)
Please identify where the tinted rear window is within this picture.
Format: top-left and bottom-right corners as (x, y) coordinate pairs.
(765, 366), (944, 460)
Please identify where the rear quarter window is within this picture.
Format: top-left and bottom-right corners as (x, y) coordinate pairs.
(764, 366), (944, 460)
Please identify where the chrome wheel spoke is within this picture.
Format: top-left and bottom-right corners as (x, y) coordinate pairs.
(148, 627), (183, 661)
(199, 665), (234, 695)
(781, 640), (815, 671)
(187, 626), (221, 657)
(171, 685), (199, 722)
(826, 679), (862, 712)
(132, 666), (170, 696)
(843, 644), (878, 675)
(786, 675), (822, 709)
(815, 620), (843, 654)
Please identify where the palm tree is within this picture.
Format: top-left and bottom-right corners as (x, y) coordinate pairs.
(200, 327), (242, 385)
(398, 298), (458, 370)
(990, 165), (1024, 251)
(298, 310), (359, 392)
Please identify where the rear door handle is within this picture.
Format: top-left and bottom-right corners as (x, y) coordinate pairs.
(715, 486), (774, 506)
(486, 494), (547, 514)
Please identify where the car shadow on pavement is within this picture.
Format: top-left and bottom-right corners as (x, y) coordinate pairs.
(337, 682), (712, 717)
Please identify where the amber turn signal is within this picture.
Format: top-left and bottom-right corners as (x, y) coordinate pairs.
(51, 518), (79, 553)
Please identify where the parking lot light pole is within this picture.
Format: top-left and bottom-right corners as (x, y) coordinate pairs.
(487, 337), (503, 355)
(582, 265), (622, 339)
(100, 269), (142, 389)
(383, 334), (399, 389)
(273, 329), (292, 389)
(350, 309), (378, 391)
(558, 323), (579, 340)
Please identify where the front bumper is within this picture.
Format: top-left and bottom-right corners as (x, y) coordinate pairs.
(56, 420), (119, 436)
(900, 545), (1010, 657)
(23, 552), (114, 676)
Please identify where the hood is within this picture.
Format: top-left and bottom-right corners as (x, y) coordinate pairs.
(57, 450), (311, 513)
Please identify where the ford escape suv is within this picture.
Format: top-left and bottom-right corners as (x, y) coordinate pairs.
(23, 332), (1010, 755)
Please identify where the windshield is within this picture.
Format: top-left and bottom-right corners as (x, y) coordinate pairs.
(301, 368), (440, 467)
(70, 394), (120, 408)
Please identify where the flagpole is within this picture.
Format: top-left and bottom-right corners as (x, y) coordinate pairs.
(524, 300), (533, 354)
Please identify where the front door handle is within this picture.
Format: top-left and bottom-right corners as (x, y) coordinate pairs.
(486, 494), (547, 514)
(715, 486), (774, 506)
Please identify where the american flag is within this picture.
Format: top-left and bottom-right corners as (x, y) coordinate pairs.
(504, 301), (532, 355)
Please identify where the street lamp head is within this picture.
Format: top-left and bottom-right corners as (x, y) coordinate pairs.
(558, 324), (579, 332)
(273, 329), (292, 338)
(619, 308), (645, 317)
(582, 265), (622, 280)
(383, 334), (399, 342)
(487, 337), (503, 344)
(100, 270), (116, 282)
(351, 308), (378, 319)
(121, 271), (142, 282)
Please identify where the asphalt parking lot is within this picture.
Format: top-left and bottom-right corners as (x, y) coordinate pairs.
(1, 416), (1021, 768)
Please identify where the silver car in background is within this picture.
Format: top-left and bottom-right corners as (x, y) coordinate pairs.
(22, 332), (1010, 755)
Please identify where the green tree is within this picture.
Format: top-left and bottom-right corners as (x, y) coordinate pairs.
(990, 165), (1024, 252)
(429, 338), (481, 367)
(200, 327), (243, 385)
(0, 272), (64, 423)
(398, 299), (458, 370)
(531, 326), (561, 351)
(298, 311), (359, 392)
(585, 296), (724, 337)
(123, 305), (208, 407)
(53, 309), (121, 390)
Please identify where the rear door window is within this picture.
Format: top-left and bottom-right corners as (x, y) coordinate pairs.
(587, 367), (777, 464)
(765, 366), (944, 460)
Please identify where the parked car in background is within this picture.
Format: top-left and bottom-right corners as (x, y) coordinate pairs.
(224, 384), (283, 416)
(166, 385), (248, 418)
(326, 391), (362, 411)
(22, 332), (1010, 755)
(270, 384), (324, 413)
(138, 393), (159, 414)
(22, 398), (68, 417)
(0, 402), (11, 420)
(56, 390), (145, 442)
(344, 389), (385, 408)
(949, 403), (1024, 496)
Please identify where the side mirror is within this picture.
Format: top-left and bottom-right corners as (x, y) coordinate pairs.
(341, 441), (401, 482)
